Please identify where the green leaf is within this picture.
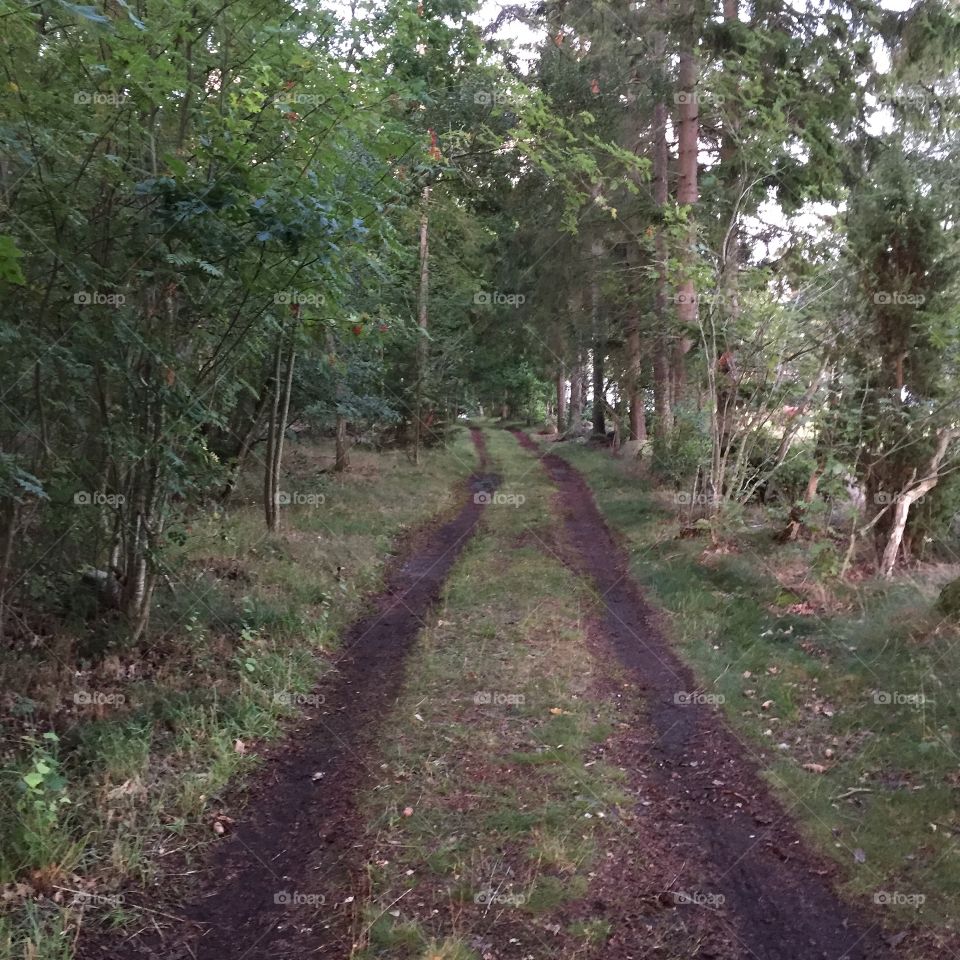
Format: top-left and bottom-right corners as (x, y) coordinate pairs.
(0, 235), (25, 285)
(163, 155), (188, 178)
(45, 774), (67, 792)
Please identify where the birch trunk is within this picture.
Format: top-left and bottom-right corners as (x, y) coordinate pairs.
(880, 429), (958, 577)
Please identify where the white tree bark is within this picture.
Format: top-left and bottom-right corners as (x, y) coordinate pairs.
(880, 428), (959, 578)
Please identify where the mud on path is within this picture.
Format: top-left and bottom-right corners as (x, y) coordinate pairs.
(86, 429), (498, 960)
(512, 430), (889, 960)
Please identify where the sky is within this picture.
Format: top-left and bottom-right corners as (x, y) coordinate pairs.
(473, 0), (914, 258)
(477, 0), (919, 59)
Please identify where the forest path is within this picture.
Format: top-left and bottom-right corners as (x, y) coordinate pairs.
(79, 426), (891, 960)
(511, 428), (888, 960)
(79, 429), (498, 960)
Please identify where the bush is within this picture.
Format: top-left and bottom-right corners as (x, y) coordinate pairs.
(936, 577), (960, 620)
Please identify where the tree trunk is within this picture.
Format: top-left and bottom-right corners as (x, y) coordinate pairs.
(568, 353), (586, 434)
(326, 330), (349, 473)
(880, 429), (958, 577)
(271, 338), (296, 526)
(592, 341), (606, 437)
(334, 414), (349, 472)
(0, 500), (18, 645)
(651, 4), (673, 436)
(624, 315), (645, 442)
(555, 369), (566, 432)
(586, 237), (606, 438)
(720, 0), (742, 326)
(569, 371), (581, 432)
(652, 339), (671, 436)
(413, 184), (430, 464)
(674, 43), (699, 409)
(621, 244), (645, 441)
(263, 334), (283, 531)
(221, 381), (270, 502)
(778, 465), (822, 543)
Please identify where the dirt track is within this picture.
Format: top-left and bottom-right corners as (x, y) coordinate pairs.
(78, 427), (895, 960)
(85, 429), (497, 959)
(512, 429), (888, 960)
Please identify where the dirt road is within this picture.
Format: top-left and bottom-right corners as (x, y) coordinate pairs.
(85, 429), (498, 959)
(81, 427), (892, 960)
(512, 429), (887, 960)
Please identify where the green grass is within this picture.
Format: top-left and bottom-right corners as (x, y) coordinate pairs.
(0, 433), (476, 959)
(545, 436), (960, 939)
(351, 428), (631, 959)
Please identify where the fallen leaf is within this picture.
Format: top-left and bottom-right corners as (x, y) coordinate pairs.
(854, 848), (867, 863)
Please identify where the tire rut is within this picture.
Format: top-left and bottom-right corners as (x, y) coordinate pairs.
(85, 428), (498, 960)
(512, 430), (888, 960)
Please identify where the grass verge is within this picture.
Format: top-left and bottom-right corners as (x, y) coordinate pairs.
(347, 429), (717, 960)
(0, 433), (476, 959)
(546, 435), (960, 948)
